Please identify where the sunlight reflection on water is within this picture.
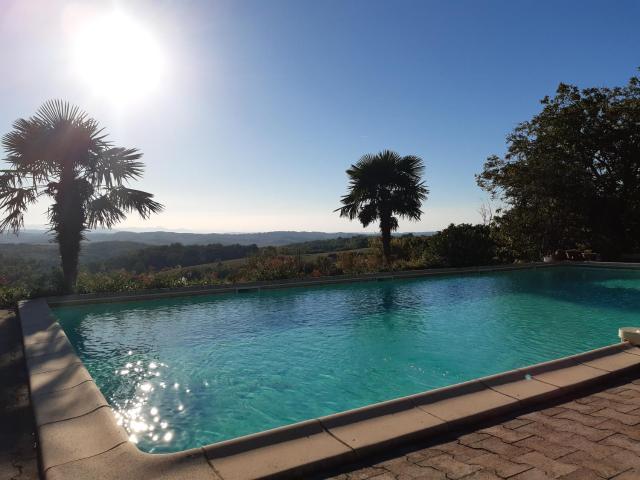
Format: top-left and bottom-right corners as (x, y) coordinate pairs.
(110, 357), (181, 450)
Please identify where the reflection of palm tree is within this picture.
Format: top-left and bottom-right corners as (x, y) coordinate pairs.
(337, 150), (428, 264)
(380, 287), (397, 313)
(0, 100), (163, 292)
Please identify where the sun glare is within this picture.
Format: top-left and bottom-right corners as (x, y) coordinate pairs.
(71, 11), (166, 105)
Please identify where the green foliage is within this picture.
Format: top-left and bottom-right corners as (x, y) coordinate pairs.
(337, 150), (428, 261)
(477, 73), (640, 260)
(89, 242), (259, 273)
(336, 251), (381, 274)
(278, 236), (370, 255)
(424, 224), (496, 267)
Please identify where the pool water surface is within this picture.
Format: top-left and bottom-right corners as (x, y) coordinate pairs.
(55, 266), (640, 452)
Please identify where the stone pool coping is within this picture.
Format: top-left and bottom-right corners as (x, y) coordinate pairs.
(18, 261), (640, 479)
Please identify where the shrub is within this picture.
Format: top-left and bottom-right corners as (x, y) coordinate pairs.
(424, 223), (496, 267)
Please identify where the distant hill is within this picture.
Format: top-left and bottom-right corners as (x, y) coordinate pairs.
(0, 229), (434, 246)
(0, 230), (371, 247)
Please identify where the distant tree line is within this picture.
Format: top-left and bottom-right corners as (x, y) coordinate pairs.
(277, 236), (370, 255)
(89, 242), (259, 273)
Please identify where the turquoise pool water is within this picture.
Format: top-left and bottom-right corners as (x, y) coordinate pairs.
(55, 266), (640, 453)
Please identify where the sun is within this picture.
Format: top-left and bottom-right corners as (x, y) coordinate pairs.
(71, 11), (166, 105)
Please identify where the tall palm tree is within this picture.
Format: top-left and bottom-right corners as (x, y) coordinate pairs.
(0, 100), (163, 292)
(337, 150), (428, 263)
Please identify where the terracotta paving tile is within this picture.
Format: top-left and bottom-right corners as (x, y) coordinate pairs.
(502, 418), (534, 430)
(601, 433), (640, 455)
(468, 452), (531, 477)
(459, 471), (503, 480)
(434, 441), (487, 462)
(557, 467), (603, 480)
(405, 449), (445, 464)
(458, 432), (492, 446)
(514, 421), (574, 444)
(418, 454), (481, 479)
(478, 425), (533, 443)
(592, 419), (640, 441)
(592, 407), (640, 425)
(563, 433), (619, 459)
(537, 406), (567, 417)
(513, 436), (576, 459)
(580, 396), (639, 413)
(364, 474), (395, 480)
(467, 437), (530, 459)
(510, 468), (554, 480)
(556, 400), (604, 414)
(609, 449), (640, 470)
(528, 415), (615, 441)
(396, 467), (446, 480)
(619, 383), (640, 393)
(594, 391), (640, 406)
(552, 409), (608, 427)
(558, 450), (626, 478)
(380, 460), (433, 478)
(518, 411), (554, 423)
(605, 386), (631, 394)
(346, 467), (387, 479)
(611, 470), (640, 480)
(511, 451), (579, 478)
(574, 394), (599, 403)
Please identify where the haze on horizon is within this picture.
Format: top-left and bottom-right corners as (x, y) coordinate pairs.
(1, 0), (639, 234)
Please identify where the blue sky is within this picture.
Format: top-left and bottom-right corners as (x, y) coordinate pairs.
(1, 0), (639, 233)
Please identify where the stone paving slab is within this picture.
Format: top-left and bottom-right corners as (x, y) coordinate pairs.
(0, 310), (39, 480)
(324, 374), (640, 480)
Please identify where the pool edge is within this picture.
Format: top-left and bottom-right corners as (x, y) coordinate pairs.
(18, 268), (640, 479)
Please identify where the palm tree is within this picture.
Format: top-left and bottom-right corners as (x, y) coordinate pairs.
(336, 150), (428, 263)
(0, 100), (163, 292)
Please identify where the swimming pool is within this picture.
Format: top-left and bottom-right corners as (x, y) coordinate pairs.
(54, 266), (640, 453)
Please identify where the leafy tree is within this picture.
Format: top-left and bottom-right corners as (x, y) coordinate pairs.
(0, 100), (163, 292)
(477, 73), (640, 260)
(336, 150), (428, 263)
(425, 223), (496, 267)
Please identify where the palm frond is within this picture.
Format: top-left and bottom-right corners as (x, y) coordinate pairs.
(0, 182), (40, 233)
(337, 150), (428, 228)
(87, 186), (164, 229)
(86, 147), (145, 187)
(2, 100), (108, 183)
(86, 194), (126, 229)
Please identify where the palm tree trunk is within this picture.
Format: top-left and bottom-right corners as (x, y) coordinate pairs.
(55, 175), (84, 293)
(58, 223), (82, 293)
(380, 220), (392, 265)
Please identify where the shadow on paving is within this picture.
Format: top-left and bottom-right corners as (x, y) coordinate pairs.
(0, 310), (40, 480)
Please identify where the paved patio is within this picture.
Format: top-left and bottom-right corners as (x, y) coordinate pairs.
(324, 375), (640, 480)
(0, 310), (39, 480)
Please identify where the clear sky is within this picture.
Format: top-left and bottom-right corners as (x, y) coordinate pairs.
(1, 0), (639, 233)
